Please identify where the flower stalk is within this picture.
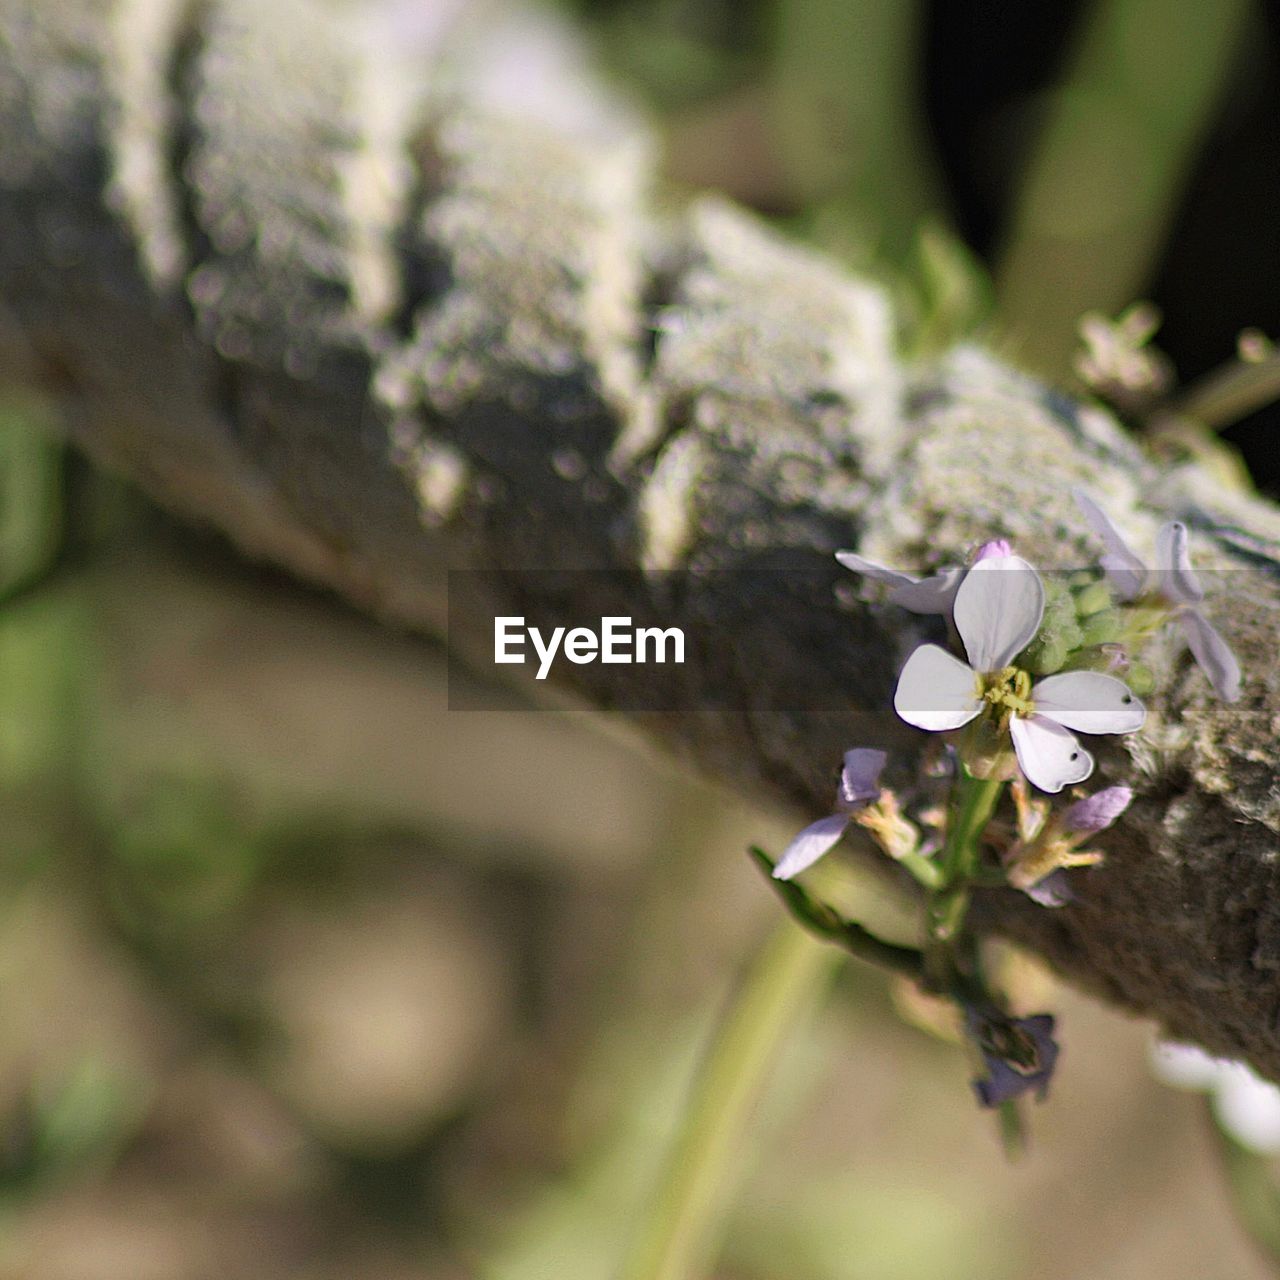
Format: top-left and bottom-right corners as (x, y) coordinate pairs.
(619, 918), (842, 1280)
(925, 770), (1004, 984)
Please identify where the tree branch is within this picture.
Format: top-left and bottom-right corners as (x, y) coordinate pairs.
(2, 0), (1279, 1074)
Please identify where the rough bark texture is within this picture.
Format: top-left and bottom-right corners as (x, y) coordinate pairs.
(2, 0), (1279, 1074)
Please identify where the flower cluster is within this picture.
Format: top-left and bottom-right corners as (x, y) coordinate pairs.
(760, 497), (1243, 1121)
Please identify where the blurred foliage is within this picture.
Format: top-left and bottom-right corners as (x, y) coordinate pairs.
(567, 0), (1280, 495)
(0, 399), (61, 604)
(992, 0), (1254, 377)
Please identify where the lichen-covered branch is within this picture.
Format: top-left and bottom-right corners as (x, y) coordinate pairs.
(1, 0), (1278, 1074)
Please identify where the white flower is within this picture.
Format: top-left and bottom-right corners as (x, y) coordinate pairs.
(894, 551), (1146, 793)
(1150, 1041), (1280, 1155)
(1073, 490), (1241, 702)
(773, 748), (886, 880)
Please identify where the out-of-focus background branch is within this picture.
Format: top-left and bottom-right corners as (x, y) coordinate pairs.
(0, 0), (1279, 1276)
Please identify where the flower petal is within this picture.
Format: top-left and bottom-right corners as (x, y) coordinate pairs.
(834, 552), (960, 615)
(772, 813), (850, 880)
(1072, 489), (1148, 600)
(1031, 671), (1145, 734)
(834, 550), (915, 588)
(887, 568), (964, 614)
(1024, 869), (1075, 908)
(1010, 715), (1094, 793)
(839, 748), (888, 807)
(1180, 609), (1241, 703)
(1149, 1040), (1227, 1090)
(1063, 785), (1133, 833)
(1154, 521), (1204, 605)
(1216, 1065), (1280, 1156)
(893, 645), (982, 732)
(953, 555), (1045, 672)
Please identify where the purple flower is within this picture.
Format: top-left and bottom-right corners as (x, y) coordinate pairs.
(1073, 490), (1241, 702)
(1010, 784), (1133, 906)
(773, 749), (887, 880)
(967, 1009), (1060, 1108)
(893, 550), (1145, 792)
(1061, 785), (1133, 835)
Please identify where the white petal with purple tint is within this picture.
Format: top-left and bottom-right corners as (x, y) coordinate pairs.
(1073, 489), (1148, 600)
(834, 551), (916, 588)
(1010, 715), (1094, 793)
(953, 555), (1045, 672)
(1155, 521), (1204, 604)
(893, 645), (982, 731)
(772, 813), (851, 880)
(1024, 870), (1075, 908)
(1063, 785), (1133, 833)
(834, 552), (961, 615)
(1180, 609), (1242, 703)
(839, 748), (888, 807)
(887, 568), (964, 614)
(1031, 671), (1145, 734)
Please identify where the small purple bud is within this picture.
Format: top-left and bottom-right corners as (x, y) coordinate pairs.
(1062, 785), (1132, 834)
(1024, 869), (1075, 908)
(838, 748), (888, 809)
(1098, 642), (1130, 674)
(974, 539), (1013, 563)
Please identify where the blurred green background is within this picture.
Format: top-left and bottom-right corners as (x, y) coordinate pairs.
(1, 0), (1279, 1276)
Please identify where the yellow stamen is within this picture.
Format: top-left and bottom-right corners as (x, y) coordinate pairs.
(978, 665), (1036, 729)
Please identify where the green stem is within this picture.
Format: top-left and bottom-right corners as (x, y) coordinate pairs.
(926, 772), (1004, 986)
(619, 920), (841, 1280)
(1166, 350), (1280, 433)
(898, 851), (945, 890)
(943, 773), (1005, 882)
(749, 847), (925, 979)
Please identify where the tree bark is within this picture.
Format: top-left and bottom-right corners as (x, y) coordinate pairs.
(2, 0), (1279, 1074)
